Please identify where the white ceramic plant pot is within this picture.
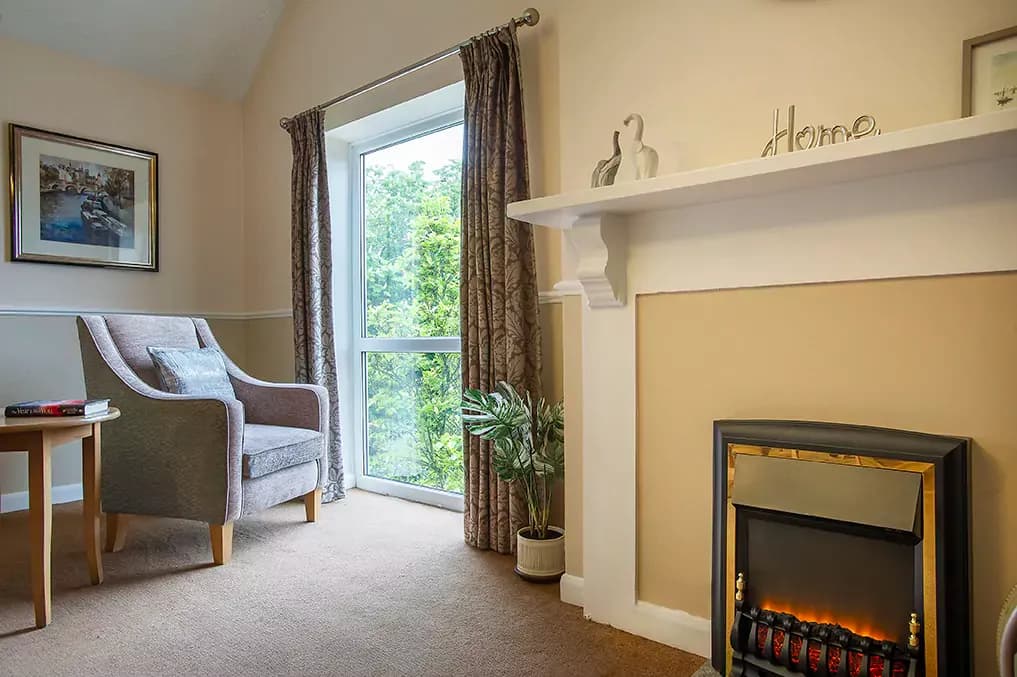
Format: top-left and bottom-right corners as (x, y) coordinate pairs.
(515, 526), (565, 582)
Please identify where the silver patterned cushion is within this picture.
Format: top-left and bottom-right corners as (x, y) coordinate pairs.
(147, 346), (236, 400)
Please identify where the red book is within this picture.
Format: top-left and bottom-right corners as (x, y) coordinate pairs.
(4, 399), (110, 418)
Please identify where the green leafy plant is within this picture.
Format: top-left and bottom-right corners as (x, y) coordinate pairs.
(461, 382), (565, 539)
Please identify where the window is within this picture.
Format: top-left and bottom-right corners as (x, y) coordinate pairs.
(350, 112), (464, 510)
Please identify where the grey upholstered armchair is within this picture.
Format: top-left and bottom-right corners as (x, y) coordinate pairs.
(77, 314), (327, 565)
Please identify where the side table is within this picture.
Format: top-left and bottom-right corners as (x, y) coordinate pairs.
(0, 408), (120, 628)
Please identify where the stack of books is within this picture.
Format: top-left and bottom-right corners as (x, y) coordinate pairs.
(4, 399), (110, 418)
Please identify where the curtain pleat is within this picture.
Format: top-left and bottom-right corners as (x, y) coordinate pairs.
(460, 24), (542, 553)
(286, 109), (345, 502)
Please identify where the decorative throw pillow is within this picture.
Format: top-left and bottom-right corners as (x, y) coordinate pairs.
(147, 346), (237, 400)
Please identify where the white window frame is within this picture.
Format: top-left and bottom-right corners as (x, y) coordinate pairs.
(349, 109), (464, 512)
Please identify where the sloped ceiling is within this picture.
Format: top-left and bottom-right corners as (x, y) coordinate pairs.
(0, 0), (287, 100)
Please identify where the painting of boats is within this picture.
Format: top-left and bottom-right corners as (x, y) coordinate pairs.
(963, 25), (1017, 117)
(39, 154), (135, 249)
(992, 50), (1017, 110)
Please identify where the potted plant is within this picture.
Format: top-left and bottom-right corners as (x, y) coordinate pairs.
(462, 381), (565, 581)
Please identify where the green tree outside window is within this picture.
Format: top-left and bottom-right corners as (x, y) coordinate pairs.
(363, 149), (464, 494)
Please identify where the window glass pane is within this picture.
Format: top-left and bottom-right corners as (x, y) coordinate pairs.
(363, 124), (462, 338)
(365, 351), (463, 493)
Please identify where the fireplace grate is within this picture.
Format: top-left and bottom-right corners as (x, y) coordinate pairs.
(730, 606), (918, 677)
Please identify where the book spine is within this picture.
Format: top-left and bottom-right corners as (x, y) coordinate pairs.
(4, 405), (85, 417)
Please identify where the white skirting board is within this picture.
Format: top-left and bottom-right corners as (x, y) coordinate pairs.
(0, 483), (83, 513)
(560, 573), (585, 606)
(559, 574), (712, 659)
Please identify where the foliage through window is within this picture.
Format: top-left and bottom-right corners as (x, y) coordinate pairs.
(359, 123), (464, 494)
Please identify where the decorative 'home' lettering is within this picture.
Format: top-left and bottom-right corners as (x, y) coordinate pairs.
(761, 105), (881, 157)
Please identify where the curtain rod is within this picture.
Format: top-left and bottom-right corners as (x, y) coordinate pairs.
(278, 7), (540, 129)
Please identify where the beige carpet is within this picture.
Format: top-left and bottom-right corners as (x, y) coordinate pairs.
(0, 489), (703, 676)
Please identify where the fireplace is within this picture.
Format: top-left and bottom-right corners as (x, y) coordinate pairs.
(711, 421), (971, 676)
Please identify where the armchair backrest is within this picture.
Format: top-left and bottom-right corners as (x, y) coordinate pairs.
(77, 314), (246, 524)
(82, 314), (204, 388)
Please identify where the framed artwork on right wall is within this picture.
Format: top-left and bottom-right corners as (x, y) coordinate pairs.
(963, 25), (1017, 116)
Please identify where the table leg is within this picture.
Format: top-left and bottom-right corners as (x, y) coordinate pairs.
(82, 424), (103, 585)
(28, 433), (52, 629)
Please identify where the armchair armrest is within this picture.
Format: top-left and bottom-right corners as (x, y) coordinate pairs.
(77, 317), (245, 524)
(193, 319), (328, 433)
(229, 376), (327, 432)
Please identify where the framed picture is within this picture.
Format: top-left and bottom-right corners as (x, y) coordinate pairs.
(963, 25), (1017, 117)
(9, 124), (158, 271)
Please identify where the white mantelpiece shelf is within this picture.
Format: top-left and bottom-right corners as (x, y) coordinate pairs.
(507, 110), (1017, 307)
(509, 110), (1017, 228)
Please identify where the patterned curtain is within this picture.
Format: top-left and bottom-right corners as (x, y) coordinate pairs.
(285, 109), (345, 502)
(460, 24), (542, 553)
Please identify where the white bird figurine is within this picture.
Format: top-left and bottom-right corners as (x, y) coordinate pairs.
(618, 113), (659, 182)
(591, 130), (621, 188)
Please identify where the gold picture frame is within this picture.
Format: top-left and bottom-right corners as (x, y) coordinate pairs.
(9, 124), (158, 271)
(962, 25), (1017, 117)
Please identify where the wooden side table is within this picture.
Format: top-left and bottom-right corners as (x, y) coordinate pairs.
(0, 408), (120, 628)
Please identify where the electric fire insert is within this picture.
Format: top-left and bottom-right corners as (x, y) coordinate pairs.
(711, 421), (971, 677)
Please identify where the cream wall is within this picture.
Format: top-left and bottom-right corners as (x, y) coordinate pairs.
(538, 301), (565, 528)
(245, 316), (296, 382)
(244, 0), (1017, 301)
(241, 1), (1017, 594)
(553, 0), (1015, 589)
(637, 273), (1017, 675)
(554, 0), (1017, 193)
(550, 0), (1017, 660)
(242, 0), (562, 322)
(0, 36), (245, 315)
(239, 0), (567, 488)
(549, 0), (1016, 585)
(0, 36), (246, 504)
(560, 294), (583, 576)
(1, 0), (1006, 659)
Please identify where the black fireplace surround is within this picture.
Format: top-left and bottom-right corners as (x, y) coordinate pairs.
(711, 421), (971, 677)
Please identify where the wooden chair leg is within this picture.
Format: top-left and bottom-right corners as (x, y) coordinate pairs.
(209, 522), (234, 565)
(105, 513), (127, 553)
(303, 488), (322, 523)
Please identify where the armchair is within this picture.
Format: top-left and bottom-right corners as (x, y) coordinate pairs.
(77, 314), (327, 565)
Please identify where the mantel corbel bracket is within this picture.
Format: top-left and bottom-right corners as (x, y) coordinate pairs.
(564, 213), (627, 308)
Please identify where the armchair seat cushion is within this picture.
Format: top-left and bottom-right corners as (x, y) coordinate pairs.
(243, 424), (323, 479)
